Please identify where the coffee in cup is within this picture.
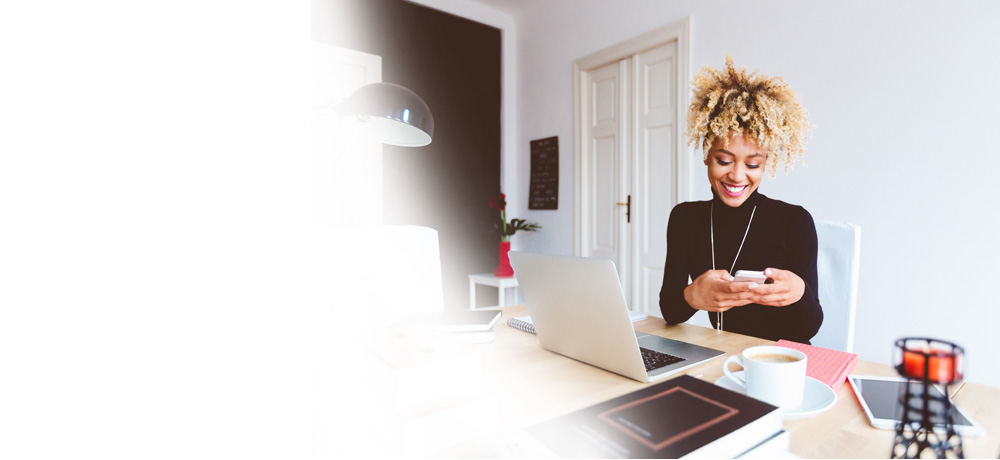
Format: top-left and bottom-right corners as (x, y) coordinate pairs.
(750, 353), (801, 363)
(723, 345), (807, 408)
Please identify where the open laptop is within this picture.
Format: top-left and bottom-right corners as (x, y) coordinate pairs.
(509, 251), (724, 383)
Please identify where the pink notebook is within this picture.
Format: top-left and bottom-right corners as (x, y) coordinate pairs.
(775, 340), (859, 391)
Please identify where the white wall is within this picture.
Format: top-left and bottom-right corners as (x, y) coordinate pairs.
(500, 0), (1000, 387)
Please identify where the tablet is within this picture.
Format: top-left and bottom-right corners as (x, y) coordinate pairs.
(847, 375), (984, 436)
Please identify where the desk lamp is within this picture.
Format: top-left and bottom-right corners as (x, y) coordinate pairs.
(333, 82), (442, 318)
(337, 82), (434, 147)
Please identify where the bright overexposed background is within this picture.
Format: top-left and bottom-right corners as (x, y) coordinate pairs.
(0, 1), (307, 457)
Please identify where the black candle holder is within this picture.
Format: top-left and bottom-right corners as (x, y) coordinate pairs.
(890, 337), (965, 459)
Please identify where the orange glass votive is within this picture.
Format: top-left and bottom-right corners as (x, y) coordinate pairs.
(902, 349), (959, 382)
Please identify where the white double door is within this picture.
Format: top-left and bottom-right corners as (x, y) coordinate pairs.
(311, 42), (383, 227)
(577, 38), (684, 317)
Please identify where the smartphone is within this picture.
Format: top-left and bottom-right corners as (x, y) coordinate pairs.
(732, 270), (766, 283)
(847, 375), (983, 436)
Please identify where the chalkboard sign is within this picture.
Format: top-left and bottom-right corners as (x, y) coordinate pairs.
(529, 136), (559, 210)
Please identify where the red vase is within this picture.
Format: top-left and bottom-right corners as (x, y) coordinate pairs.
(494, 241), (514, 277)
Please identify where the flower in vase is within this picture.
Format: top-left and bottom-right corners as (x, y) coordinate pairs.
(489, 193), (541, 242)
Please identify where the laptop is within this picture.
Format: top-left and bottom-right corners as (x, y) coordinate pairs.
(509, 251), (724, 383)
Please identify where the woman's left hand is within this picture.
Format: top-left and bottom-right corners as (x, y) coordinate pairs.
(750, 268), (805, 307)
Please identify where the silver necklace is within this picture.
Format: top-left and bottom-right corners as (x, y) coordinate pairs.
(710, 201), (756, 332)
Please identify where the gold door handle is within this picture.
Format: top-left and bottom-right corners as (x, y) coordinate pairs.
(615, 195), (631, 223)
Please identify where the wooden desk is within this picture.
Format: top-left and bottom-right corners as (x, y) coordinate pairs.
(378, 304), (1000, 458)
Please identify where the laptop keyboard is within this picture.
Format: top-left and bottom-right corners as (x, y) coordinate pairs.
(640, 347), (685, 372)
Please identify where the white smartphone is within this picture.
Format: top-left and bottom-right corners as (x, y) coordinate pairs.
(732, 270), (767, 283)
(847, 375), (983, 436)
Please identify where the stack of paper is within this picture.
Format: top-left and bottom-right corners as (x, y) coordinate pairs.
(363, 325), (498, 456)
(775, 339), (859, 391)
(394, 310), (502, 344)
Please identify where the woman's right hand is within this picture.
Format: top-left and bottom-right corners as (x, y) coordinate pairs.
(683, 269), (757, 312)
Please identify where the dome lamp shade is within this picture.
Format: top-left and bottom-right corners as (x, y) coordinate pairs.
(339, 82), (434, 147)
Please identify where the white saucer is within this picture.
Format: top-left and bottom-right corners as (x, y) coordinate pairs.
(714, 371), (837, 420)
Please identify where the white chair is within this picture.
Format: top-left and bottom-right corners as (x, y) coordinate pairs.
(369, 225), (444, 321)
(328, 225), (444, 326)
(811, 221), (862, 353)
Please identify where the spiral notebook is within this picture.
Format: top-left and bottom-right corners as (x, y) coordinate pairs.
(507, 315), (536, 334)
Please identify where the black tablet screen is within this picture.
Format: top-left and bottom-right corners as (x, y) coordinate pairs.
(853, 378), (973, 427)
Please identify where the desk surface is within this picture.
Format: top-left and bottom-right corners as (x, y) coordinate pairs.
(433, 304), (1000, 458)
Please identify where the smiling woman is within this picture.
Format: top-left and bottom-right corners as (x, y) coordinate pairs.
(659, 55), (823, 344)
(688, 54), (812, 177)
(705, 135), (765, 208)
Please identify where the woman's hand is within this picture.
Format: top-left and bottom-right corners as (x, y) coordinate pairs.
(684, 269), (757, 312)
(750, 268), (805, 307)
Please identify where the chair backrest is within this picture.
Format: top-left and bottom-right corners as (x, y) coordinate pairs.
(811, 221), (862, 353)
(357, 225), (444, 322)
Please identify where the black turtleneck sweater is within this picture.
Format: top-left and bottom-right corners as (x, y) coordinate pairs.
(658, 190), (823, 343)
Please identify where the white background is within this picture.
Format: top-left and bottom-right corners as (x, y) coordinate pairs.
(417, 0), (1000, 388)
(0, 1), (306, 457)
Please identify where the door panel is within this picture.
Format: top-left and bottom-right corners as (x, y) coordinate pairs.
(583, 61), (624, 274)
(633, 42), (677, 317)
(642, 126), (672, 255)
(311, 43), (382, 228)
(576, 22), (687, 316)
(593, 137), (616, 252)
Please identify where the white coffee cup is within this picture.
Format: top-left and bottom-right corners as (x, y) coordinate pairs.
(723, 345), (807, 409)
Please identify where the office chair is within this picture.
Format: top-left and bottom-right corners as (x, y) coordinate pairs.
(370, 225), (445, 321)
(811, 221), (862, 353)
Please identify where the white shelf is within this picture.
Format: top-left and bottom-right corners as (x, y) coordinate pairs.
(468, 273), (519, 310)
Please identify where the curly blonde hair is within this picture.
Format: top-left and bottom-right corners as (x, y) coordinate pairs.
(687, 55), (812, 176)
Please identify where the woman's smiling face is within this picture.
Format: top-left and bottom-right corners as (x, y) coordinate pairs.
(705, 135), (765, 207)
